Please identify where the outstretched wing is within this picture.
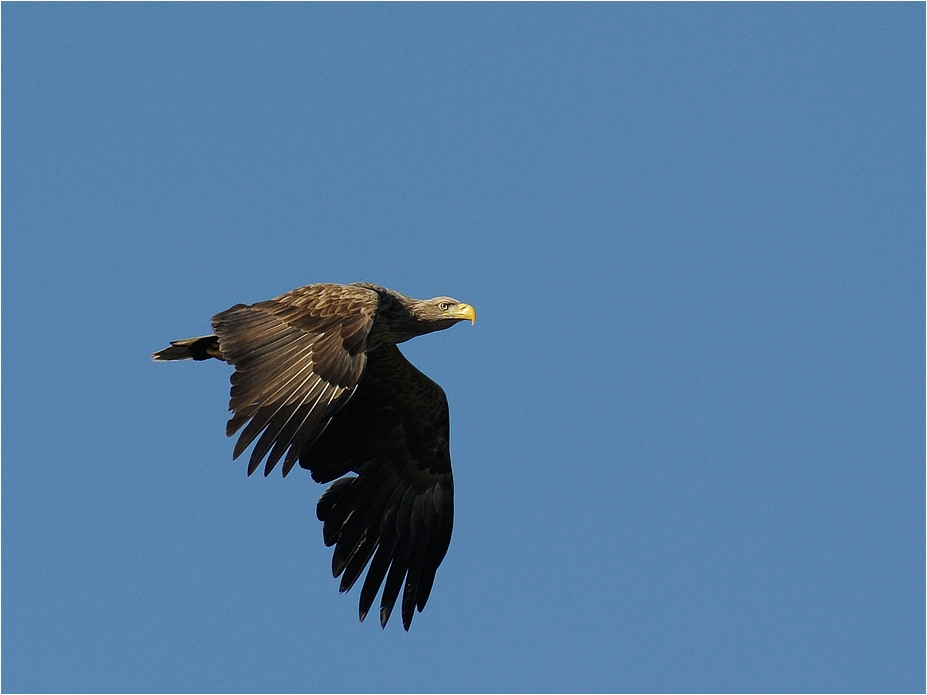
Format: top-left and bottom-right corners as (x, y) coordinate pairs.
(211, 284), (378, 477)
(305, 344), (455, 631)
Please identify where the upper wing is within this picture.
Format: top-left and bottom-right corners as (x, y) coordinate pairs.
(211, 284), (378, 477)
(304, 344), (455, 631)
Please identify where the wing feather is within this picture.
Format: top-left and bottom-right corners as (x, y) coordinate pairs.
(379, 531), (413, 628)
(401, 523), (431, 629)
(306, 344), (455, 630)
(211, 284), (378, 476)
(359, 534), (397, 623)
(331, 465), (395, 576)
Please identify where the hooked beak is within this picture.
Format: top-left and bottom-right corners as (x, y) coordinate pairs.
(456, 303), (476, 325)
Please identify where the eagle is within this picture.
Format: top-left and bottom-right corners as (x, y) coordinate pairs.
(153, 282), (475, 630)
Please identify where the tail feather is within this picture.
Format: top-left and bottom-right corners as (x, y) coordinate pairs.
(152, 335), (222, 362)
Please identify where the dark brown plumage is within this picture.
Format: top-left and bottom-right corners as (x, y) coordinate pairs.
(153, 282), (475, 630)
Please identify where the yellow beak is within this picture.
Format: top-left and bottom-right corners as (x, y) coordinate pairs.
(457, 303), (476, 324)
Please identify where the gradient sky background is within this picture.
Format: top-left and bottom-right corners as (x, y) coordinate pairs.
(3, 4), (923, 693)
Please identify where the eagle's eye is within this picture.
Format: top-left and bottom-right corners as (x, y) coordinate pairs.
(439, 302), (451, 311)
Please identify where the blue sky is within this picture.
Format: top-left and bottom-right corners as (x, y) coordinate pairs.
(3, 4), (923, 693)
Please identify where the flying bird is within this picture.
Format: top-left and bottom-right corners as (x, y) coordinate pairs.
(153, 282), (475, 630)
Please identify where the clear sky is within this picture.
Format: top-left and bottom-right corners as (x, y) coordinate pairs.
(3, 4), (923, 693)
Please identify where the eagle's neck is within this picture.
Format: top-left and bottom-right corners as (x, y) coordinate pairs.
(360, 285), (436, 347)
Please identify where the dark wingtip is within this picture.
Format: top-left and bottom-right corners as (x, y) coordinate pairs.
(379, 605), (391, 628)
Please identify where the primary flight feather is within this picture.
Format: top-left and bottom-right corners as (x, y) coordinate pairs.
(153, 282), (475, 630)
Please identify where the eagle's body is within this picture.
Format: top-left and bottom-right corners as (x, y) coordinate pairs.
(153, 282), (475, 630)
